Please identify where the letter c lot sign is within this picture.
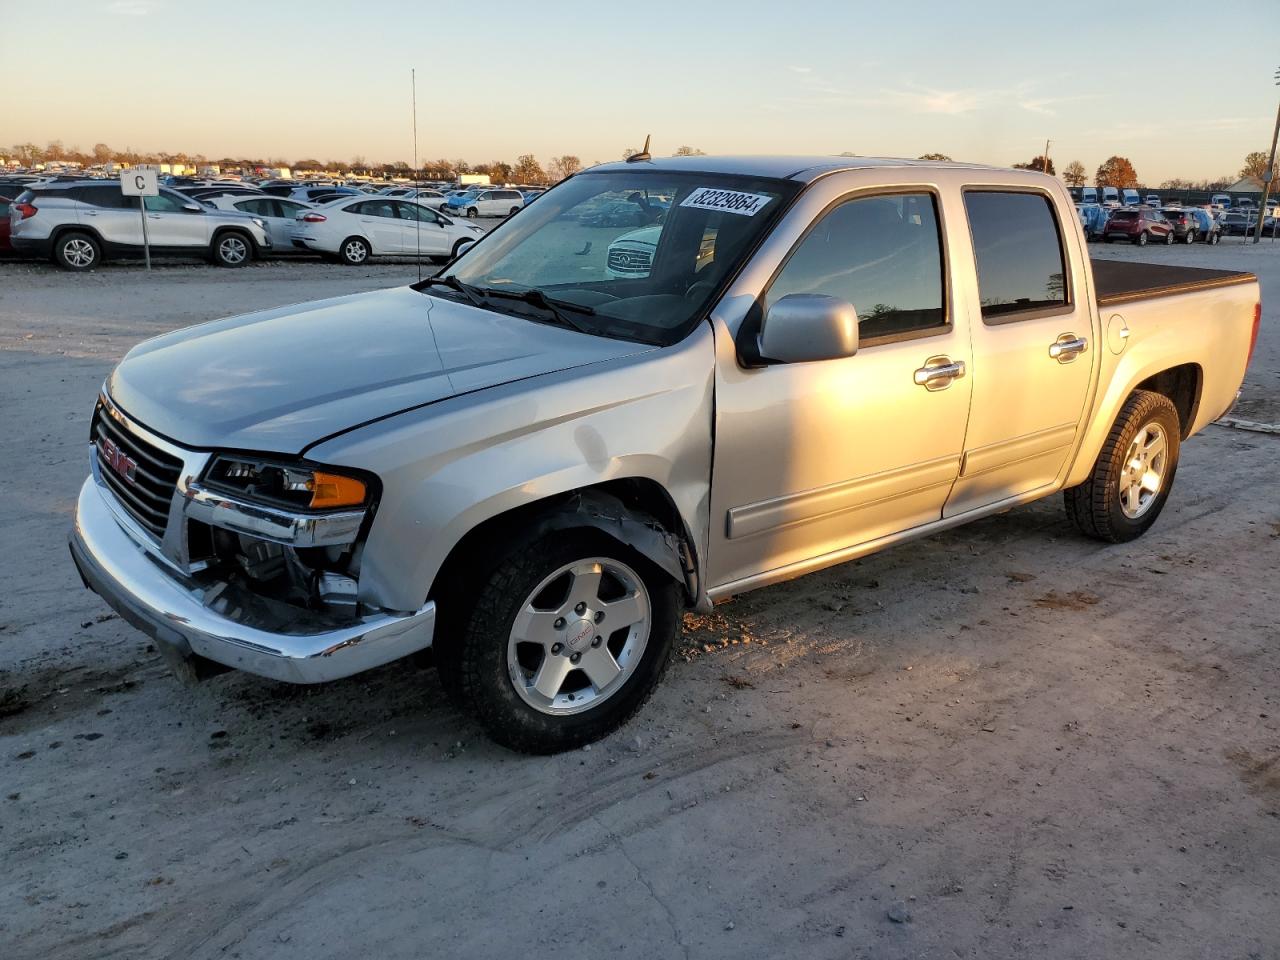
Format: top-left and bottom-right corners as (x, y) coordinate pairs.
(120, 169), (159, 197)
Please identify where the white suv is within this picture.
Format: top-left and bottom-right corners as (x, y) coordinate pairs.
(10, 181), (272, 270)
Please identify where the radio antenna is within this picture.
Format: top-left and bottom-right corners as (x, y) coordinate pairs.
(412, 67), (421, 282)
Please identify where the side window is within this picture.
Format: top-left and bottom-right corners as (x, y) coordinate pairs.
(144, 191), (188, 213)
(364, 200), (396, 219)
(81, 186), (134, 209)
(235, 199), (267, 216)
(963, 191), (1068, 322)
(277, 200), (305, 217)
(345, 201), (368, 216)
(765, 192), (947, 341)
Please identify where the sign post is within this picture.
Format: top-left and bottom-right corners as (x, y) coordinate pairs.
(120, 169), (159, 270)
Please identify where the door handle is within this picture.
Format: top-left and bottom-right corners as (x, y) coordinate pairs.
(83, 210), (98, 217)
(913, 356), (966, 391)
(1049, 334), (1088, 362)
(147, 214), (163, 219)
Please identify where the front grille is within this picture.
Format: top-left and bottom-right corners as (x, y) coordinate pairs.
(607, 246), (652, 275)
(92, 405), (182, 539)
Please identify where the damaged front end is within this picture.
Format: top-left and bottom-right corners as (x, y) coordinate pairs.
(69, 395), (436, 684)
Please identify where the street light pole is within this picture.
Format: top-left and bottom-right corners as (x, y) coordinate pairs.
(1253, 67), (1280, 244)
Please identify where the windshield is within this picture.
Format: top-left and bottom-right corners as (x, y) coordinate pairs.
(428, 170), (798, 344)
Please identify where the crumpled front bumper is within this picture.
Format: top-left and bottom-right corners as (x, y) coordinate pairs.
(68, 477), (436, 684)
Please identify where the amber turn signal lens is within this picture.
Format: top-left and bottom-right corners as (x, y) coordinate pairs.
(309, 471), (367, 509)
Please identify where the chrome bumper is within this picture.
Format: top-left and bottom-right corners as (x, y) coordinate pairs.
(69, 477), (436, 684)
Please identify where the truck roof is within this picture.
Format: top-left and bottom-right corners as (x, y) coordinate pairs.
(589, 154), (1002, 183)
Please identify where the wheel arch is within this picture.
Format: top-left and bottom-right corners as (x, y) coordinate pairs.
(428, 479), (701, 616)
(1134, 362), (1202, 439)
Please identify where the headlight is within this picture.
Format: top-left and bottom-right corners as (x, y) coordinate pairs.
(205, 456), (369, 510)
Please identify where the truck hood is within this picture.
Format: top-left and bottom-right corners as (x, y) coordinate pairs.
(106, 285), (655, 453)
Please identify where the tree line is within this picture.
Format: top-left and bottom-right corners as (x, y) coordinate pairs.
(919, 151), (1274, 192)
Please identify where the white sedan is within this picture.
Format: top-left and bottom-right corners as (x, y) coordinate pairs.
(291, 196), (485, 265)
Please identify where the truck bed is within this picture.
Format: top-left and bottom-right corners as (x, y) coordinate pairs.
(1092, 259), (1256, 307)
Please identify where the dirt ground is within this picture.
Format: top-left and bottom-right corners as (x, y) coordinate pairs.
(1, 244), (1278, 960)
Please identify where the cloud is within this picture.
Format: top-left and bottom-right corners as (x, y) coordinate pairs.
(107, 0), (160, 15)
(788, 66), (813, 74)
(1017, 93), (1098, 116)
(883, 86), (985, 115)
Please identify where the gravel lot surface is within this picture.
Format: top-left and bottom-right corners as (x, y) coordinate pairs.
(1, 242), (1278, 959)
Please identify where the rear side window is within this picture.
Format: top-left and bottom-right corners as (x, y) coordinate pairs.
(964, 191), (1068, 322)
(766, 192), (947, 341)
(79, 186), (135, 209)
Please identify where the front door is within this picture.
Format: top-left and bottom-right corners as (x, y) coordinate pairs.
(708, 189), (973, 591)
(142, 190), (208, 248)
(394, 200), (449, 255)
(944, 187), (1097, 516)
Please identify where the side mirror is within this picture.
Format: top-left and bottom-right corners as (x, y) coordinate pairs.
(183, 202), (202, 212)
(758, 293), (859, 364)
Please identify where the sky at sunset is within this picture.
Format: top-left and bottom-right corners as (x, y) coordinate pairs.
(7, 0), (1280, 183)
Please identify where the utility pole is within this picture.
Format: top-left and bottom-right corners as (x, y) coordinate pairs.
(1043, 139), (1052, 174)
(1253, 67), (1280, 244)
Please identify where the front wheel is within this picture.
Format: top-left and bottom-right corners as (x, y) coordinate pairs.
(508, 206), (520, 216)
(466, 207), (478, 218)
(1210, 231), (1220, 245)
(1135, 231), (1148, 246)
(1185, 230), (1196, 244)
(1064, 390), (1181, 543)
(1164, 230), (1174, 245)
(437, 529), (681, 754)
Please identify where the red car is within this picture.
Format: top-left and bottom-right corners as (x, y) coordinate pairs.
(1103, 207), (1174, 246)
(0, 194), (12, 253)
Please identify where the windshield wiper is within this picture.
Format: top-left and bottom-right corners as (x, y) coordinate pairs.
(416, 274), (487, 309)
(477, 287), (596, 333)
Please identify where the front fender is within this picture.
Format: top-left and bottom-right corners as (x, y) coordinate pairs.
(308, 323), (717, 613)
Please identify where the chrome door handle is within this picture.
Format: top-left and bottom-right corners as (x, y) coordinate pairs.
(913, 357), (966, 391)
(1049, 334), (1088, 362)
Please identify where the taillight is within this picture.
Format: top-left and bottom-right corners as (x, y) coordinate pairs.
(301, 213), (326, 223)
(1247, 302), (1261, 366)
(15, 203), (37, 219)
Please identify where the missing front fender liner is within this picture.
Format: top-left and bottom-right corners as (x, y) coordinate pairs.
(529, 490), (700, 606)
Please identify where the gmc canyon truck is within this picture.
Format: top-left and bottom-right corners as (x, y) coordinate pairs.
(69, 157), (1261, 753)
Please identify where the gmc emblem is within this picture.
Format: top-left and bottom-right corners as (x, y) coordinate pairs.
(101, 437), (138, 485)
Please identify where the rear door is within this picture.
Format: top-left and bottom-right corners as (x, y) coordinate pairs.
(77, 185), (143, 246)
(943, 186), (1098, 516)
(348, 199), (404, 253)
(394, 200), (449, 255)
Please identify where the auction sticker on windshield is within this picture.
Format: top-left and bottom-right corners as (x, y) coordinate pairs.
(679, 187), (774, 217)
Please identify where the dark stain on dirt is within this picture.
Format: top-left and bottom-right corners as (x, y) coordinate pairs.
(1034, 590), (1101, 611)
(1228, 747), (1280, 796)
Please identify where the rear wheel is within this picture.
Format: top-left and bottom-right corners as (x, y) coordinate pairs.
(1135, 231), (1148, 246)
(54, 231), (101, 271)
(1210, 231), (1220, 245)
(1185, 229), (1196, 244)
(1064, 390), (1181, 543)
(436, 529), (681, 754)
(508, 206), (520, 216)
(212, 231), (251, 267)
(339, 236), (370, 265)
(1164, 230), (1174, 245)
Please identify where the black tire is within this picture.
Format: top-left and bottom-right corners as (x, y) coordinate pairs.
(1064, 390), (1181, 544)
(1164, 230), (1174, 245)
(466, 207), (479, 218)
(437, 528), (681, 754)
(508, 206), (520, 216)
(212, 230), (252, 267)
(53, 231), (101, 271)
(338, 236), (370, 265)
(1135, 231), (1148, 246)
(1185, 229), (1196, 244)
(1210, 231), (1220, 245)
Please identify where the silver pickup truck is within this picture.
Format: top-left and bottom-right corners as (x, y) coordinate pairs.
(69, 156), (1261, 753)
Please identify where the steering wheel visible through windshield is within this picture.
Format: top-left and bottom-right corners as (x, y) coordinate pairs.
(423, 170), (798, 345)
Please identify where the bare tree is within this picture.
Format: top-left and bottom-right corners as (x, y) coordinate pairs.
(92, 143), (113, 164)
(1062, 161), (1087, 186)
(548, 155), (582, 181)
(917, 152), (952, 161)
(672, 145), (706, 156)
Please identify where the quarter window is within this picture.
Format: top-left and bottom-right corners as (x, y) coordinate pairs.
(766, 193), (947, 340)
(964, 191), (1068, 321)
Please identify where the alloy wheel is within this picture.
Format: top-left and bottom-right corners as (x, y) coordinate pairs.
(506, 557), (651, 716)
(64, 238), (95, 267)
(1118, 421), (1168, 519)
